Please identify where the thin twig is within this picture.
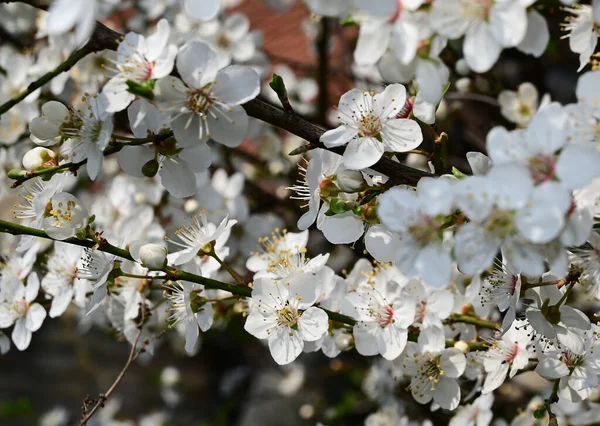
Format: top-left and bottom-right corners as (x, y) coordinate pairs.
(0, 219), (489, 351)
(445, 92), (500, 107)
(77, 296), (146, 426)
(0, 11), (433, 188)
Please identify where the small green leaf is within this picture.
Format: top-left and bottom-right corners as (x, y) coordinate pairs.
(533, 406), (546, 419)
(269, 73), (292, 111)
(436, 82), (451, 112)
(340, 15), (357, 26)
(142, 159), (159, 177)
(126, 79), (156, 100)
(451, 166), (467, 179)
(288, 144), (311, 155)
(7, 168), (27, 180)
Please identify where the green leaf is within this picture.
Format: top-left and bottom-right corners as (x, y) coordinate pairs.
(436, 81), (451, 112)
(126, 79), (156, 100)
(451, 166), (467, 179)
(288, 144), (311, 156)
(533, 406), (546, 419)
(269, 73), (291, 110)
(340, 15), (358, 26)
(7, 168), (27, 180)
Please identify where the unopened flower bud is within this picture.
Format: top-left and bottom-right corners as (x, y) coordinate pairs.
(139, 243), (167, 270)
(334, 332), (352, 351)
(336, 169), (364, 192)
(142, 159), (159, 177)
(454, 340), (469, 354)
(8, 168), (28, 180)
(319, 178), (339, 198)
(455, 59), (470, 76)
(184, 199), (200, 214)
(455, 77), (471, 93)
(22, 147), (56, 170)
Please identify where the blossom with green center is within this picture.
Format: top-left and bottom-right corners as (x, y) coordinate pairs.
(244, 276), (328, 365)
(320, 84), (423, 170)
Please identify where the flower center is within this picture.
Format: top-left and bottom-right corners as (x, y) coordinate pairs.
(185, 88), (214, 115)
(45, 198), (77, 228)
(415, 301), (426, 323)
(13, 300), (28, 318)
(217, 33), (231, 49)
(462, 0), (492, 20)
(358, 113), (382, 138)
(484, 208), (516, 238)
(561, 350), (585, 370)
(518, 103), (533, 119)
(409, 354), (444, 397)
(371, 304), (395, 328)
(528, 154), (556, 184)
(277, 306), (299, 328)
(408, 216), (439, 246)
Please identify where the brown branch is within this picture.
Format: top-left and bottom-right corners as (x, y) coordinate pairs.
(6, 6), (433, 188)
(77, 297), (146, 426)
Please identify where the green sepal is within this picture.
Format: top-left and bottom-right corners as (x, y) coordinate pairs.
(126, 79), (156, 101)
(7, 169), (27, 180)
(451, 167), (467, 179)
(142, 159), (159, 177)
(340, 15), (357, 26)
(532, 406), (546, 419)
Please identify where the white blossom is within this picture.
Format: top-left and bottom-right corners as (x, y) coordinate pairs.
(244, 276), (328, 365)
(320, 85), (423, 170)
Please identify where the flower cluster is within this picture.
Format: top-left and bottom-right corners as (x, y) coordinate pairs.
(2, 1), (600, 425)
